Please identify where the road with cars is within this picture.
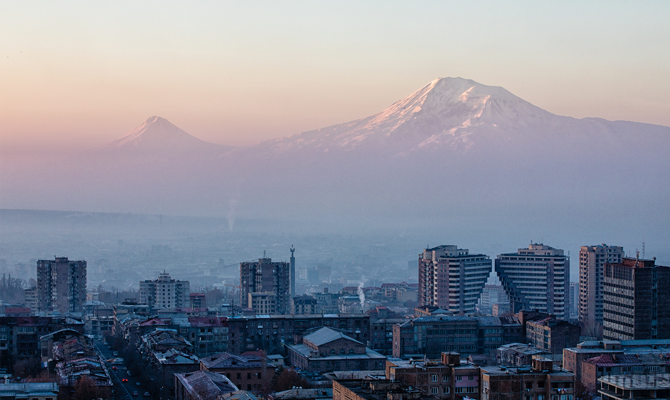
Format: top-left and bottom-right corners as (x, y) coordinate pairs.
(94, 339), (152, 399)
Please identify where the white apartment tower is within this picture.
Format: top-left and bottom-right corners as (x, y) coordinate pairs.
(578, 244), (624, 333)
(418, 245), (492, 314)
(139, 271), (190, 310)
(495, 243), (570, 319)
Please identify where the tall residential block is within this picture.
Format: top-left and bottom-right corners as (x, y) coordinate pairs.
(418, 245), (491, 315)
(578, 244), (624, 333)
(139, 271), (190, 310)
(495, 243), (570, 319)
(36, 257), (87, 313)
(240, 258), (290, 315)
(602, 257), (670, 341)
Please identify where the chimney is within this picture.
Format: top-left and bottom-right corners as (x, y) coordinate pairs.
(532, 357), (553, 372)
(441, 352), (461, 366)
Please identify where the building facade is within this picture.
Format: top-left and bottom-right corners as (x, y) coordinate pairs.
(292, 295), (318, 315)
(495, 244), (570, 319)
(240, 258), (291, 315)
(392, 316), (524, 359)
(36, 257), (86, 313)
(481, 358), (575, 400)
(200, 352), (275, 392)
(139, 271), (190, 310)
(386, 353), (480, 399)
(287, 327), (386, 373)
(578, 245), (624, 334)
(603, 257), (670, 341)
(418, 245), (491, 315)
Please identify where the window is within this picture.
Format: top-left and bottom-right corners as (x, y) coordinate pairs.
(443, 375), (449, 382)
(456, 376), (463, 381)
(443, 387), (450, 394)
(431, 374), (438, 382)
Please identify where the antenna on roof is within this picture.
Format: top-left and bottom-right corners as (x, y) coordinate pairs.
(642, 241), (646, 259)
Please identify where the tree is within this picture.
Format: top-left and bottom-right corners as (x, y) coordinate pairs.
(272, 367), (309, 392)
(73, 375), (111, 400)
(12, 357), (41, 378)
(575, 380), (593, 400)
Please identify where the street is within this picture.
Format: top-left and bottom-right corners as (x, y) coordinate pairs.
(94, 339), (154, 400)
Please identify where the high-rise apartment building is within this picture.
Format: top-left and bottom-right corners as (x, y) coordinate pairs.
(602, 257), (670, 341)
(578, 244), (624, 333)
(495, 243), (570, 319)
(139, 272), (190, 310)
(36, 257), (87, 313)
(418, 245), (491, 315)
(240, 258), (291, 315)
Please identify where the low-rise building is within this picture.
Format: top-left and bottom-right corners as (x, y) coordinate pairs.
(151, 349), (200, 391)
(141, 328), (193, 354)
(333, 379), (436, 400)
(599, 374), (670, 400)
(481, 358), (575, 400)
(0, 382), (59, 400)
(497, 343), (550, 367)
(386, 352), (480, 399)
(292, 295), (319, 315)
(175, 370), (238, 400)
(393, 316), (523, 358)
(200, 352), (275, 393)
(522, 311), (581, 354)
(1, 316), (84, 373)
(287, 327), (386, 373)
(40, 329), (113, 390)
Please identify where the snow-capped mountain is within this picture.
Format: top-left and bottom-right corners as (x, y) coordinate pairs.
(98, 116), (233, 156)
(3, 77), (669, 233)
(263, 77), (562, 154)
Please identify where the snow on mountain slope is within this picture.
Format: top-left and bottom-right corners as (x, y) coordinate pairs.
(98, 116), (232, 156)
(263, 77), (561, 154)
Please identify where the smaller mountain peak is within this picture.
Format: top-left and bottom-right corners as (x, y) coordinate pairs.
(145, 116), (170, 124)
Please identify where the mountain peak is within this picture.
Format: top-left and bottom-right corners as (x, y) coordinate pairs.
(97, 117), (232, 155)
(264, 77), (557, 154)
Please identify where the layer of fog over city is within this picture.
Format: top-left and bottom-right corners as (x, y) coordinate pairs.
(2, 78), (669, 296)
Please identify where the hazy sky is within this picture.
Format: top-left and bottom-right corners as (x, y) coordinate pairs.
(1, 1), (669, 152)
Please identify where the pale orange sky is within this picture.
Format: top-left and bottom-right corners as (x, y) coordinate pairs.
(1, 1), (669, 153)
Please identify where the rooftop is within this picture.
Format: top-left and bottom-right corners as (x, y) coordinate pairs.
(599, 373), (670, 390)
(272, 388), (333, 399)
(176, 370), (238, 399)
(200, 352), (273, 370)
(288, 344), (385, 361)
(304, 327), (363, 347)
(481, 365), (574, 377)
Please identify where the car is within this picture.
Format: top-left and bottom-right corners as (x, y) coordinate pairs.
(113, 351), (118, 356)
(143, 392), (150, 397)
(122, 378), (128, 383)
(133, 391), (139, 396)
(136, 382), (141, 386)
(112, 366), (117, 370)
